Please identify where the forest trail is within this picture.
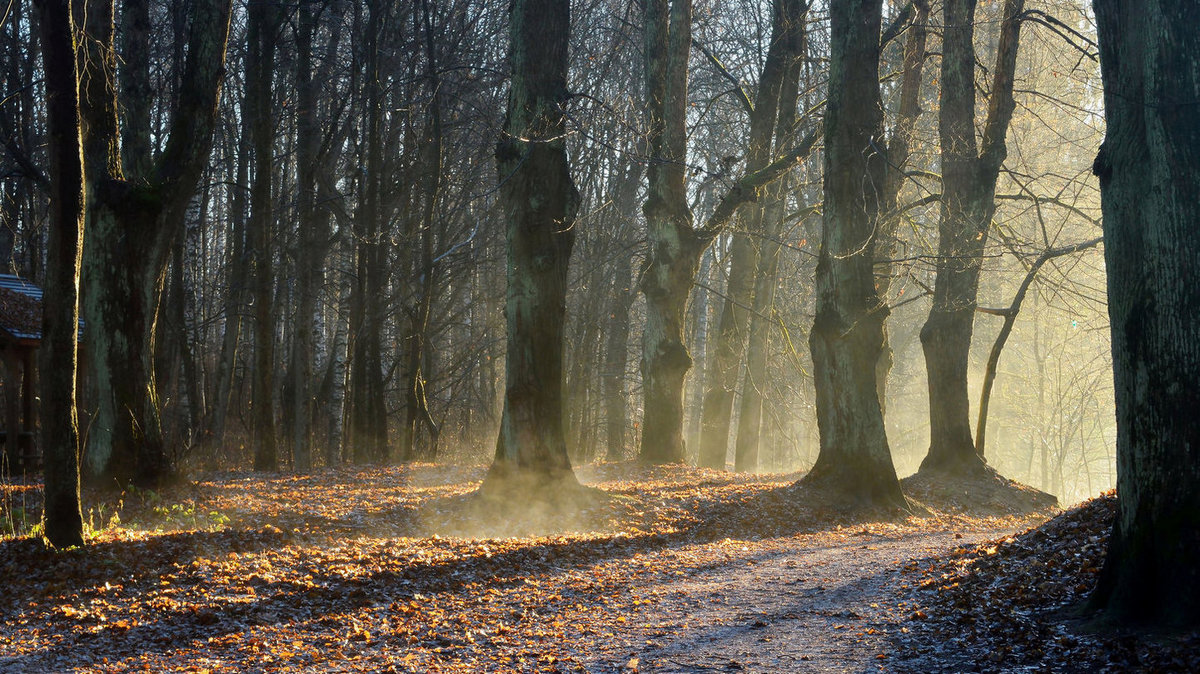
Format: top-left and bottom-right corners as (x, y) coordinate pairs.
(575, 529), (1006, 673)
(1, 464), (1049, 672)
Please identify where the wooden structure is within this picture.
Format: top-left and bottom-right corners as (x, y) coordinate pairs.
(0, 274), (44, 472)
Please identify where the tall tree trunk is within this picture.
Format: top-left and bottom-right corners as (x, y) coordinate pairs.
(732, 0), (806, 473)
(79, 0), (233, 488)
(36, 0), (85, 548)
(289, 0), (320, 473)
(480, 0), (580, 492)
(400, 0), (442, 463)
(1088, 0), (1200, 629)
(601, 152), (643, 463)
(918, 0), (1022, 475)
(210, 112), (250, 451)
(248, 0), (279, 471)
(734, 185), (789, 472)
(347, 0), (389, 464)
(803, 0), (904, 507)
(696, 229), (754, 468)
(639, 0), (699, 465)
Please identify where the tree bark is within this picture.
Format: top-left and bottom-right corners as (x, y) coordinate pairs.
(803, 0), (904, 508)
(480, 0), (580, 493)
(918, 0), (1022, 475)
(638, 0), (699, 465)
(247, 0), (279, 472)
(1088, 0), (1200, 628)
(80, 0), (232, 488)
(36, 0), (85, 548)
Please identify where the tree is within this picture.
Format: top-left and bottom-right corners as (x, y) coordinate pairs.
(803, 0), (905, 507)
(289, 0), (324, 473)
(639, 0), (700, 464)
(479, 0), (580, 493)
(346, 0), (390, 464)
(247, 0), (280, 472)
(874, 0), (929, 409)
(918, 0), (1024, 475)
(79, 0), (233, 487)
(696, 0), (809, 471)
(398, 0), (444, 463)
(731, 0), (808, 472)
(640, 0), (817, 465)
(1088, 0), (1200, 628)
(36, 0), (85, 548)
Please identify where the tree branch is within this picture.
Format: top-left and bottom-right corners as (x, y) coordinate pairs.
(698, 128), (819, 241)
(694, 39), (754, 117)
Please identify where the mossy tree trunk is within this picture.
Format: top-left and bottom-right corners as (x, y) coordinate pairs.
(803, 0), (904, 508)
(79, 0), (232, 488)
(480, 0), (580, 493)
(1088, 0), (1200, 629)
(639, 0), (700, 465)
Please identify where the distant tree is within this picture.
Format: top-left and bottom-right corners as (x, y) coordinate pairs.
(874, 0), (929, 408)
(1088, 0), (1200, 627)
(289, 0), (323, 473)
(346, 0), (390, 464)
(730, 0), (808, 473)
(803, 0), (905, 507)
(697, 0), (809, 471)
(480, 0), (580, 492)
(36, 0), (85, 548)
(918, 0), (1024, 476)
(247, 0), (280, 472)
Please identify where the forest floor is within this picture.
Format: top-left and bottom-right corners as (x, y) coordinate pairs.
(1, 462), (1196, 672)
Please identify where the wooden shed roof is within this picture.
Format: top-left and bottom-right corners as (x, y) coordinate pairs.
(0, 275), (45, 343)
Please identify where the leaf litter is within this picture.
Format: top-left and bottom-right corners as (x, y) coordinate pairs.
(6, 462), (1166, 672)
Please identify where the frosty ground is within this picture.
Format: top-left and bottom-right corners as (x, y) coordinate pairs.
(2, 463), (1189, 672)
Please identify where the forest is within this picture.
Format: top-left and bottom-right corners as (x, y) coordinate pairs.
(2, 0), (1199, 671)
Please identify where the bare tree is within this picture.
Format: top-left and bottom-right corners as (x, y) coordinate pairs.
(79, 0), (233, 488)
(918, 0), (1024, 475)
(803, 0), (905, 507)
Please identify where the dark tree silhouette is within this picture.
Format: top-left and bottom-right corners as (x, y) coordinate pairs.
(36, 0), (85, 548)
(1089, 0), (1200, 628)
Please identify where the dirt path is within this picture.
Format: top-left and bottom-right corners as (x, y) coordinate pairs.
(579, 528), (1012, 673)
